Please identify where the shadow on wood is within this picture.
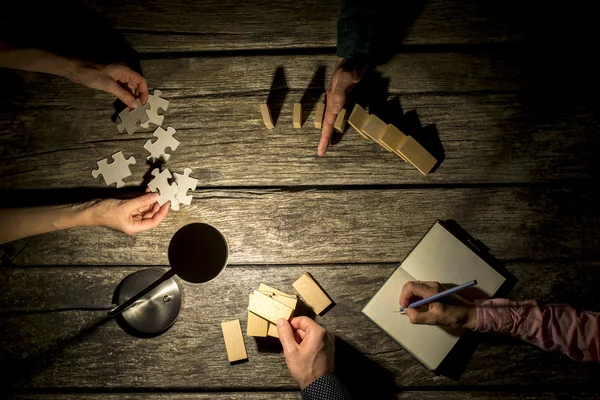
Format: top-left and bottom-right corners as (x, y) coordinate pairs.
(334, 337), (398, 399)
(299, 66), (326, 126)
(266, 67), (289, 126)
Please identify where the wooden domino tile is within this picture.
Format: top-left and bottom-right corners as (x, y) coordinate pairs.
(361, 114), (388, 143)
(379, 124), (409, 161)
(258, 283), (298, 310)
(347, 104), (371, 140)
(292, 272), (333, 315)
(293, 103), (302, 128)
(221, 319), (248, 363)
(248, 290), (294, 324)
(314, 102), (325, 129)
(247, 295), (268, 337)
(333, 108), (347, 133)
(260, 103), (274, 129)
(267, 323), (279, 338)
(397, 136), (438, 175)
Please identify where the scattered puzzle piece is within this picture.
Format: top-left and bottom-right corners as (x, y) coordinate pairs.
(141, 89), (170, 128)
(334, 108), (347, 133)
(173, 168), (198, 206)
(221, 319), (248, 363)
(293, 272), (334, 316)
(314, 102), (325, 129)
(143, 126), (180, 162)
(260, 103), (274, 129)
(117, 99), (150, 134)
(148, 168), (180, 210)
(293, 103), (302, 128)
(91, 151), (136, 188)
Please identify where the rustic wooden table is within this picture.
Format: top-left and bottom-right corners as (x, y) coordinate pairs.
(1, 0), (600, 399)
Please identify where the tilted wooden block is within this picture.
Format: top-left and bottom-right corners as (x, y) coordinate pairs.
(293, 103), (302, 128)
(379, 124), (409, 161)
(361, 114), (388, 144)
(333, 109), (347, 133)
(292, 272), (333, 315)
(260, 103), (274, 129)
(314, 102), (325, 129)
(348, 104), (371, 140)
(397, 136), (438, 175)
(258, 283), (298, 310)
(247, 295), (269, 337)
(221, 319), (248, 363)
(267, 323), (279, 338)
(248, 290), (294, 324)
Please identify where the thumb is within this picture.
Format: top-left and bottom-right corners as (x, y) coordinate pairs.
(276, 318), (297, 353)
(128, 192), (159, 210)
(106, 79), (138, 109)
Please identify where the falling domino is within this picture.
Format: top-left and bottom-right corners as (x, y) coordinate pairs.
(260, 103), (274, 129)
(333, 109), (347, 133)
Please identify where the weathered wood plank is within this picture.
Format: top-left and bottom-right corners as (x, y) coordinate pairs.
(89, 0), (549, 53)
(3, 187), (599, 266)
(1, 263), (599, 390)
(6, 392), (600, 400)
(0, 52), (598, 186)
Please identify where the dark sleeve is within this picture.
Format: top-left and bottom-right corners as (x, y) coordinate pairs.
(301, 373), (354, 400)
(337, 0), (379, 60)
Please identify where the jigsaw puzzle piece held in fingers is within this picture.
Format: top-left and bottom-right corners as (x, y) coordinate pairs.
(91, 151), (136, 188)
(148, 168), (180, 210)
(117, 99), (151, 134)
(141, 89), (170, 128)
(143, 126), (180, 162)
(173, 168), (198, 206)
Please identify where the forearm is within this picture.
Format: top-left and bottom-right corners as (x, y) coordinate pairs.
(0, 202), (98, 244)
(0, 48), (77, 79)
(301, 373), (353, 400)
(475, 298), (600, 362)
(337, 0), (377, 60)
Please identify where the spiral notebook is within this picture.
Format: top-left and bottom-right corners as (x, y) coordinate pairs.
(362, 221), (506, 370)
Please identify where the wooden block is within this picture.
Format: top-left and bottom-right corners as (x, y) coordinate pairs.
(348, 104), (371, 140)
(379, 124), (409, 161)
(260, 103), (274, 129)
(333, 109), (347, 133)
(267, 323), (279, 338)
(293, 103), (302, 128)
(361, 114), (388, 142)
(258, 283), (298, 310)
(248, 290), (293, 324)
(397, 136), (438, 175)
(221, 319), (248, 363)
(292, 272), (333, 315)
(247, 295), (268, 337)
(314, 102), (325, 129)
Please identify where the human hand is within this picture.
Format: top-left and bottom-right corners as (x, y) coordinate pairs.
(89, 192), (169, 235)
(318, 58), (367, 156)
(399, 281), (477, 329)
(68, 62), (149, 109)
(277, 317), (335, 389)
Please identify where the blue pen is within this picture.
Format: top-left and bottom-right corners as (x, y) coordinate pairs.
(399, 280), (477, 312)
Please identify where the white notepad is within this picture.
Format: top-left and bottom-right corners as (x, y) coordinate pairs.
(362, 221), (506, 370)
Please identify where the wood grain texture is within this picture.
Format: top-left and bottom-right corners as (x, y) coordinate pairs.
(1, 52), (597, 186)
(87, 0), (550, 53)
(4, 187), (600, 266)
(1, 263), (599, 390)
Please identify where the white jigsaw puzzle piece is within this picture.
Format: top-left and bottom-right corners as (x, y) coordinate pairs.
(91, 151), (136, 188)
(148, 168), (180, 210)
(117, 99), (151, 134)
(143, 126), (180, 162)
(140, 89), (170, 128)
(173, 168), (198, 206)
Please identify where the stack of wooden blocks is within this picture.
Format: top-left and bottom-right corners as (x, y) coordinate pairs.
(348, 104), (437, 175)
(221, 272), (334, 363)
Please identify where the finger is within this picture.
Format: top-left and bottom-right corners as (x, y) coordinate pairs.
(293, 330), (302, 344)
(132, 202), (169, 233)
(404, 306), (440, 326)
(126, 192), (160, 212)
(289, 316), (319, 332)
(105, 79), (138, 109)
(399, 281), (441, 308)
(276, 318), (298, 353)
(122, 67), (149, 105)
(294, 328), (306, 340)
(141, 202), (160, 219)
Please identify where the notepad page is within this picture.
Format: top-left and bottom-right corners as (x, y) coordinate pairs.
(362, 222), (506, 370)
(402, 222), (506, 297)
(362, 267), (463, 370)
